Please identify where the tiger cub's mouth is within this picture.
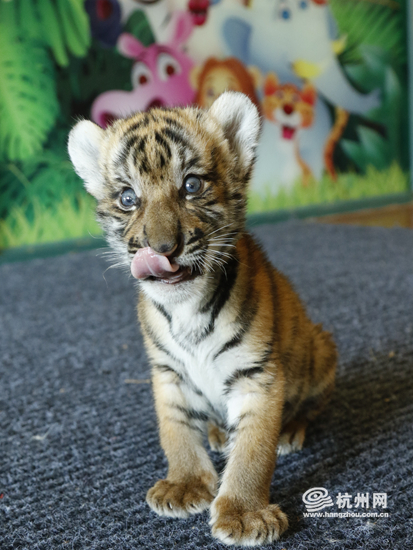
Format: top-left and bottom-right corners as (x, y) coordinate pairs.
(130, 247), (201, 285)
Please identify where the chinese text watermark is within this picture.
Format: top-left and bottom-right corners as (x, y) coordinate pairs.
(302, 488), (390, 518)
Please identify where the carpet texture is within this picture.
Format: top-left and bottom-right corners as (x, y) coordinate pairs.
(1, 221), (412, 550)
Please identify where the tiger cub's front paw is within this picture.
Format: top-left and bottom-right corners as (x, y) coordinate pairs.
(146, 478), (216, 518)
(210, 497), (288, 546)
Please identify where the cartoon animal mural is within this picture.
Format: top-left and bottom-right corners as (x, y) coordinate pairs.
(91, 11), (195, 128)
(168, 0), (244, 63)
(119, 0), (172, 42)
(218, 0), (380, 190)
(191, 57), (261, 112)
(85, 0), (122, 47)
(119, 0), (223, 44)
(256, 72), (316, 190)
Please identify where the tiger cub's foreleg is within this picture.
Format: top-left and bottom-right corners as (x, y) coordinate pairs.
(210, 368), (289, 546)
(146, 367), (218, 518)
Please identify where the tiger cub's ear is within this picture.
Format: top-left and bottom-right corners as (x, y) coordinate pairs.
(68, 120), (106, 200)
(208, 91), (261, 173)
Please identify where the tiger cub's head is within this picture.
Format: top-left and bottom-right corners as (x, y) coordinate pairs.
(68, 92), (260, 302)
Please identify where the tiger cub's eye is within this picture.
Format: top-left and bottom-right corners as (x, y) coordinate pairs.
(120, 188), (138, 207)
(184, 176), (202, 194)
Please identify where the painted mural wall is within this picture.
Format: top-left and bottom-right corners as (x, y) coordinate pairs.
(0, 0), (410, 249)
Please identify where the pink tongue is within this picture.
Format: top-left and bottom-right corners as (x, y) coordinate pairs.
(130, 247), (180, 280)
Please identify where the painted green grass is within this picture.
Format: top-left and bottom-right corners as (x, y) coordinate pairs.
(0, 194), (101, 249)
(248, 163), (409, 213)
(0, 163), (409, 249)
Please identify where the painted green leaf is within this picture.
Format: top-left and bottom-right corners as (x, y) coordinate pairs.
(124, 10), (156, 47)
(0, 0), (91, 67)
(0, 28), (59, 161)
(342, 127), (392, 172)
(330, 0), (405, 66)
(357, 127), (391, 169)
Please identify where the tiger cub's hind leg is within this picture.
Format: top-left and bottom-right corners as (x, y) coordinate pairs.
(208, 422), (227, 452)
(277, 419), (308, 456)
(278, 324), (337, 456)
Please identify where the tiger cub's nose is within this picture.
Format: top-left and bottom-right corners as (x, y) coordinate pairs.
(156, 242), (178, 256)
(283, 104), (294, 115)
(143, 239), (178, 256)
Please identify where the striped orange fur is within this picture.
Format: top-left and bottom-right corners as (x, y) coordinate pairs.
(68, 92), (337, 546)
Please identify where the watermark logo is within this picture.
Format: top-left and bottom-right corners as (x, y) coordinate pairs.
(303, 487), (334, 512)
(302, 488), (389, 519)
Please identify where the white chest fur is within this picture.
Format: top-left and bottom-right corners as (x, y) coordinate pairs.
(146, 296), (260, 423)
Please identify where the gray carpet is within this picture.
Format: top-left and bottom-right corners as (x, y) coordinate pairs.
(1, 221), (412, 550)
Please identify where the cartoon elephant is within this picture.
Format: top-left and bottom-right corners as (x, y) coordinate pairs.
(91, 11), (195, 128)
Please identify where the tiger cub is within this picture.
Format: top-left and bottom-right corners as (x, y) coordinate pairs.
(68, 92), (337, 546)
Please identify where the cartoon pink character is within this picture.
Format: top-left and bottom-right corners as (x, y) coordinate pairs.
(91, 11), (195, 128)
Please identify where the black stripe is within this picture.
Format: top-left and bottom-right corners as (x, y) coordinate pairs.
(154, 131), (172, 158)
(191, 208), (220, 226)
(202, 207), (225, 221)
(124, 121), (142, 137)
(224, 366), (265, 393)
(200, 255), (238, 314)
(204, 168), (220, 185)
(136, 137), (146, 154)
(204, 199), (219, 207)
(226, 411), (252, 434)
(186, 243), (203, 255)
(124, 135), (141, 157)
(186, 227), (204, 246)
(96, 210), (124, 223)
(186, 155), (201, 169)
(139, 155), (150, 174)
(146, 326), (182, 365)
(214, 239), (259, 359)
(153, 301), (172, 325)
(249, 342), (273, 370)
(212, 298), (258, 360)
(155, 365), (205, 399)
(171, 405), (209, 422)
(185, 186), (213, 202)
(164, 117), (185, 130)
(229, 192), (243, 202)
(163, 127), (189, 149)
(113, 226), (125, 238)
(166, 418), (203, 435)
(154, 364), (183, 381)
(200, 272), (224, 314)
(214, 332), (245, 359)
(198, 257), (239, 340)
